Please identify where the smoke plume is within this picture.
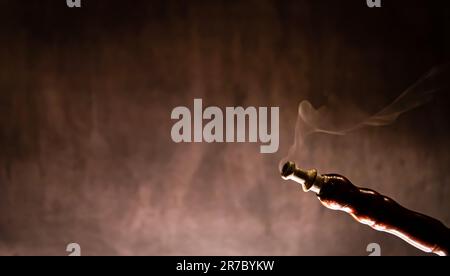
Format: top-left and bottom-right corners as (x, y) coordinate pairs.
(280, 66), (449, 170)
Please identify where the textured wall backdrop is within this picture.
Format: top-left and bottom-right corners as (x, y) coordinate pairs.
(0, 0), (449, 255)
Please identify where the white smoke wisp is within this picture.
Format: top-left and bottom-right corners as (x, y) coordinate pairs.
(280, 66), (449, 170)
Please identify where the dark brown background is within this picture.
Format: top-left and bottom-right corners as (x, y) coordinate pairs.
(0, 0), (449, 255)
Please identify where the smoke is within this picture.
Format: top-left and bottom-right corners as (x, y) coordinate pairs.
(280, 66), (449, 170)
